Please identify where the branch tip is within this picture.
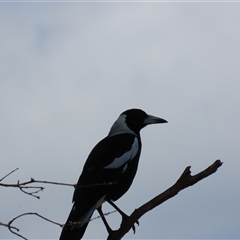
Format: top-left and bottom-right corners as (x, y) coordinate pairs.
(176, 166), (192, 183)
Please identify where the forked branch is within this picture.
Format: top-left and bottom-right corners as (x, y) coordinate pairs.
(107, 160), (223, 240)
(0, 168), (116, 199)
(1, 160), (222, 240)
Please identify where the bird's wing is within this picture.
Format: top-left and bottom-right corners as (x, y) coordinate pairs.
(73, 133), (140, 203)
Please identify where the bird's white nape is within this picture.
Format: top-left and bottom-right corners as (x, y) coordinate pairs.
(108, 114), (136, 137)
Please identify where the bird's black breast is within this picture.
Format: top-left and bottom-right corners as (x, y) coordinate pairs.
(73, 133), (142, 203)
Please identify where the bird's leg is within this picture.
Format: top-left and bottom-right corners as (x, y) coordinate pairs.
(97, 205), (113, 234)
(107, 200), (139, 234)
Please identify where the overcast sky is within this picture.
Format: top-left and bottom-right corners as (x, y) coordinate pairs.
(1, 2), (240, 240)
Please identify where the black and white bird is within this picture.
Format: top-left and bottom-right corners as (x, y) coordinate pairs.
(59, 108), (167, 240)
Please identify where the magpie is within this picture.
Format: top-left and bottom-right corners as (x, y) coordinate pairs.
(59, 108), (167, 240)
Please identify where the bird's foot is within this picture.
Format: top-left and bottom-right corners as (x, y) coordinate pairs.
(106, 200), (139, 234)
(121, 214), (139, 234)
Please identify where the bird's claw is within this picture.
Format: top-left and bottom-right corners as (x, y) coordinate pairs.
(121, 215), (139, 234)
(131, 220), (139, 234)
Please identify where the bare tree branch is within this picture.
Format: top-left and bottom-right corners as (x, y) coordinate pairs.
(0, 168), (116, 198)
(107, 159), (223, 240)
(0, 212), (63, 240)
(1, 210), (116, 240)
(1, 160), (222, 240)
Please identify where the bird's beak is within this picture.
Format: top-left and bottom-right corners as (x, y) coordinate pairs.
(144, 114), (168, 125)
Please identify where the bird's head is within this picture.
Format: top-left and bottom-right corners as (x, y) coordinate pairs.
(108, 108), (167, 136)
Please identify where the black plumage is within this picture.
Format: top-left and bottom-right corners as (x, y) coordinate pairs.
(60, 109), (167, 240)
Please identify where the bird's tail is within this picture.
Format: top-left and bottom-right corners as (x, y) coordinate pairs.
(59, 204), (95, 240)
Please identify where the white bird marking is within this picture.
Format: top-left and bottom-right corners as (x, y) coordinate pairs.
(108, 114), (136, 137)
(95, 195), (106, 209)
(73, 195), (106, 229)
(104, 137), (139, 169)
(74, 206), (95, 229)
(122, 163), (128, 173)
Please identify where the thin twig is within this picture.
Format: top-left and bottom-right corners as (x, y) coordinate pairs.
(65, 210), (117, 228)
(2, 210), (117, 240)
(0, 221), (19, 231)
(0, 168), (19, 182)
(6, 212), (63, 240)
(0, 170), (116, 198)
(90, 210), (116, 223)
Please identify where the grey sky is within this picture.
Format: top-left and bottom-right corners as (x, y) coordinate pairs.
(1, 2), (240, 239)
